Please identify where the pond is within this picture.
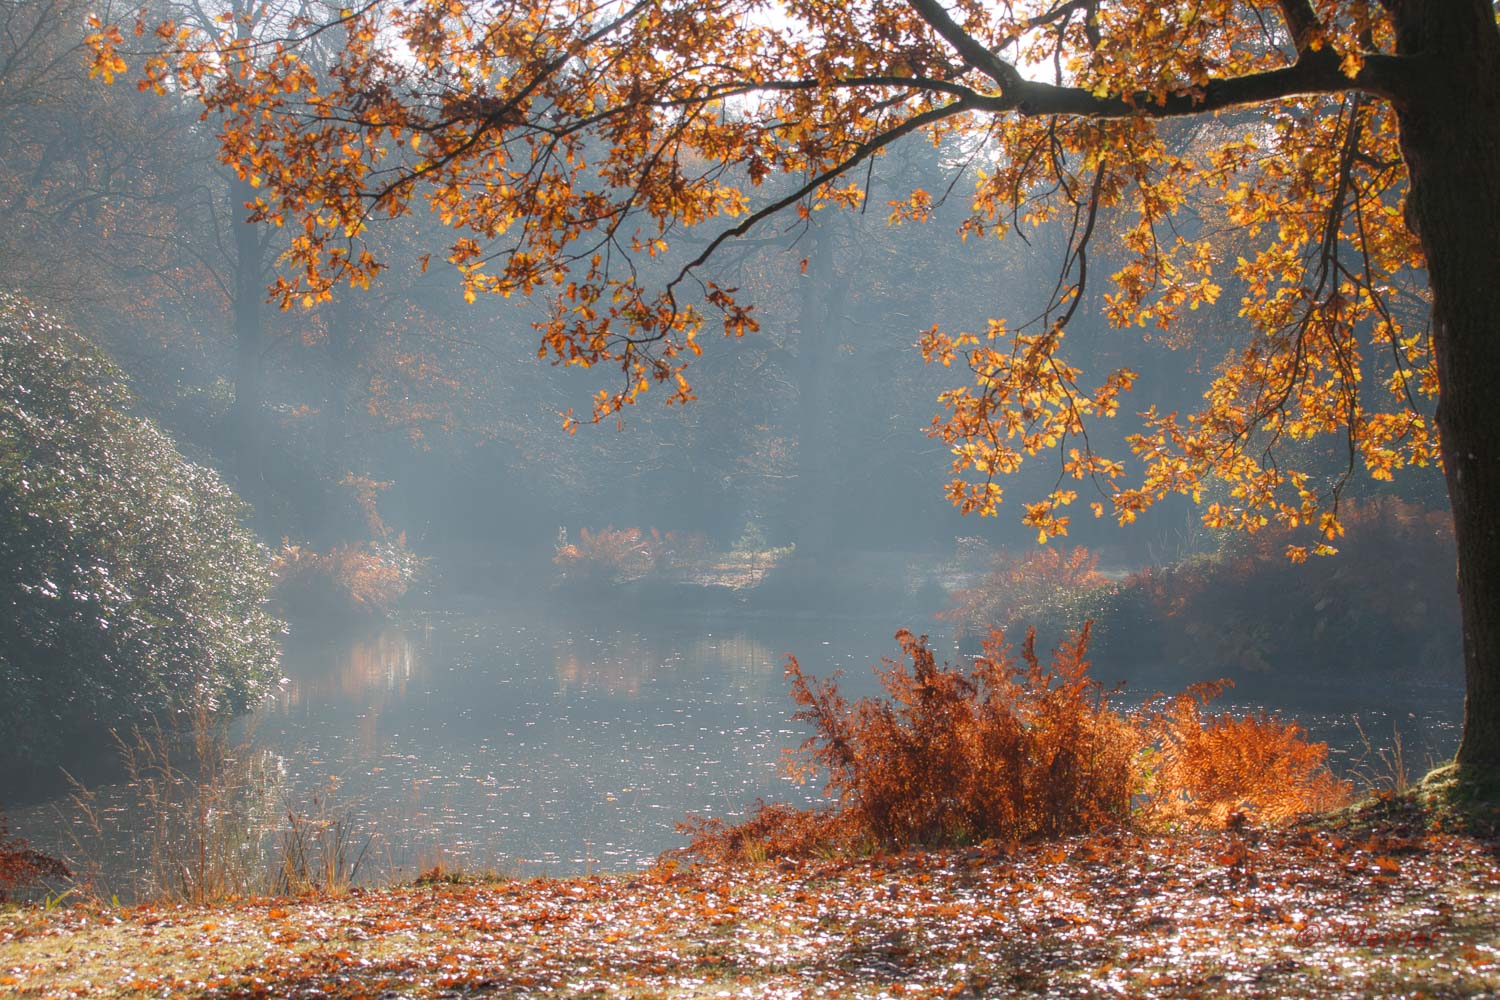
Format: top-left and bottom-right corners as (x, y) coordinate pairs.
(254, 606), (913, 876)
(5, 602), (1463, 893)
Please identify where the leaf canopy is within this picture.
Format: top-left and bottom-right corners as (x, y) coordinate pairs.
(88, 0), (1438, 543)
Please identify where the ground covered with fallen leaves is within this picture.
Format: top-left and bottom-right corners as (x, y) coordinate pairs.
(4, 818), (1499, 999)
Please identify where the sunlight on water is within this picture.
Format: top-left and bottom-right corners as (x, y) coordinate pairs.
(256, 611), (901, 877)
(6, 607), (1460, 893)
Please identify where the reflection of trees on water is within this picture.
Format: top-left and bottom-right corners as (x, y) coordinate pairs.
(685, 635), (778, 677)
(276, 630), (421, 714)
(552, 629), (781, 698)
(554, 650), (649, 698)
(552, 628), (660, 697)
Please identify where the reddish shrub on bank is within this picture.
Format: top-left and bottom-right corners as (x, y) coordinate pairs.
(782, 625), (1139, 848)
(941, 545), (1112, 639)
(677, 802), (842, 863)
(1088, 497), (1458, 683)
(0, 812), (70, 901)
(1143, 688), (1352, 827)
(683, 625), (1349, 863)
(553, 526), (709, 583)
(270, 537), (420, 621)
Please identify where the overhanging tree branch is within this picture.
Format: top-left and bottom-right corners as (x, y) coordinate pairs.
(905, 0), (1025, 94)
(906, 0), (1415, 113)
(1275, 0), (1325, 53)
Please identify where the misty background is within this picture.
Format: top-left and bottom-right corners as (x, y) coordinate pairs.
(0, 0), (1463, 888)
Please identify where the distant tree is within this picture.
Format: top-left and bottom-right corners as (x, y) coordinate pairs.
(0, 0), (207, 332)
(91, 0), (1500, 766)
(0, 295), (281, 770)
(151, 0), (304, 479)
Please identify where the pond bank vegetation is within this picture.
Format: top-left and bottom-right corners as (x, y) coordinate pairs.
(0, 297), (282, 778)
(4, 624), (1496, 997)
(679, 624), (1348, 864)
(2, 786), (1497, 998)
(269, 536), (423, 626)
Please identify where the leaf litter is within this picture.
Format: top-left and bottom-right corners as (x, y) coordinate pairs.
(2, 818), (1497, 998)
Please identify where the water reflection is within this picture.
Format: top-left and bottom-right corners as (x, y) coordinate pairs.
(238, 610), (869, 878)
(552, 629), (660, 697)
(276, 628), (422, 712)
(5, 606), (1463, 892)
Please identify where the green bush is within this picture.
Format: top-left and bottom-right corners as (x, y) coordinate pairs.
(0, 295), (282, 769)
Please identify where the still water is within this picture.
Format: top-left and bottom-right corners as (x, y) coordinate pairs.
(257, 607), (909, 875)
(9, 604), (1462, 888)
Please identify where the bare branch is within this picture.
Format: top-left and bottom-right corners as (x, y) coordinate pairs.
(905, 0), (1024, 93)
(668, 98), (975, 290)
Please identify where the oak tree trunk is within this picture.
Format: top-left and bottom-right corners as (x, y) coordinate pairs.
(229, 173), (263, 484)
(1390, 0), (1500, 765)
(793, 219), (849, 559)
(323, 289), (355, 466)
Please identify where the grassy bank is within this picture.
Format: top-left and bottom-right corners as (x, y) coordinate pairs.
(4, 804), (1498, 999)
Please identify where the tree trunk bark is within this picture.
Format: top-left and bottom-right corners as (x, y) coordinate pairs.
(1390, 0), (1500, 766)
(793, 219), (848, 558)
(323, 289), (355, 466)
(229, 173), (263, 484)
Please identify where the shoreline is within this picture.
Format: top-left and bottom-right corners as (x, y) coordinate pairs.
(4, 816), (1497, 998)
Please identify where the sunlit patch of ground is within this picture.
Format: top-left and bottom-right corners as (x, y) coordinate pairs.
(3, 821), (1498, 998)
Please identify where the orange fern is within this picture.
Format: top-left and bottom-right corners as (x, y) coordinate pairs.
(783, 624), (1138, 848)
(683, 623), (1351, 863)
(1141, 689), (1352, 826)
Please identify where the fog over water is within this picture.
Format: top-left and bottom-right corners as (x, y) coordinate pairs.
(9, 602), (1459, 890)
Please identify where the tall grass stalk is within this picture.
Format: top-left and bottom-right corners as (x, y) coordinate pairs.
(268, 781), (372, 896)
(104, 701), (280, 904)
(66, 699), (289, 904)
(66, 716), (382, 903)
(1350, 716), (1435, 797)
